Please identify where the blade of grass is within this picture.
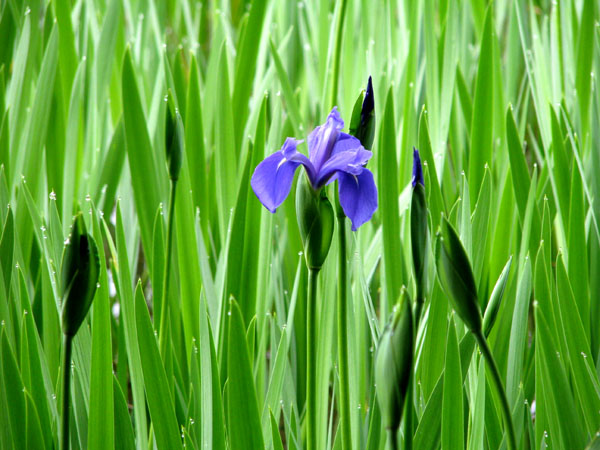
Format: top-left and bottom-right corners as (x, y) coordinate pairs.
(87, 206), (114, 450)
(121, 48), (164, 271)
(227, 299), (264, 449)
(111, 203), (148, 450)
(134, 281), (182, 449)
(441, 316), (463, 450)
(468, 6), (495, 205)
(378, 87), (404, 311)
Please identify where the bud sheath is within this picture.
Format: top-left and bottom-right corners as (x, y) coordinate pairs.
(375, 289), (414, 433)
(165, 89), (184, 181)
(349, 76), (375, 150)
(411, 186), (427, 298)
(296, 175), (334, 270)
(61, 214), (100, 337)
(434, 217), (481, 333)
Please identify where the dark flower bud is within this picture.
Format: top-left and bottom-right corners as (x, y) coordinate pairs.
(412, 148), (424, 187)
(295, 174), (334, 270)
(375, 287), (413, 432)
(165, 89), (184, 181)
(61, 213), (100, 337)
(434, 216), (482, 333)
(411, 148), (428, 300)
(349, 76), (375, 150)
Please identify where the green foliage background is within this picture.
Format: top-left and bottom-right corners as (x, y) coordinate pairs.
(0, 0), (599, 448)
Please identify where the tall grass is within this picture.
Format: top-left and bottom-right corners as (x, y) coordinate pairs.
(0, 0), (599, 449)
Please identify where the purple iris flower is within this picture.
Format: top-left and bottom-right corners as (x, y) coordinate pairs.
(251, 107), (378, 230)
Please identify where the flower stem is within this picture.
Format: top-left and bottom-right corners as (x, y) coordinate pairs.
(474, 331), (517, 450)
(414, 290), (424, 329)
(403, 295), (423, 450)
(336, 214), (352, 450)
(159, 179), (177, 356)
(386, 428), (399, 450)
(329, 3), (353, 443)
(329, 0), (349, 107)
(306, 268), (319, 450)
(404, 375), (414, 450)
(61, 334), (73, 450)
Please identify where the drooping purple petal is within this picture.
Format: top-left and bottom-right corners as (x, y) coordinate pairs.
(338, 169), (378, 230)
(281, 138), (317, 182)
(308, 107), (344, 172)
(315, 145), (373, 187)
(251, 138), (315, 213)
(412, 148), (424, 187)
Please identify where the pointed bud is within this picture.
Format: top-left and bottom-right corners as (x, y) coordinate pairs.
(61, 213), (100, 336)
(412, 148), (424, 187)
(165, 89), (184, 181)
(296, 175), (334, 270)
(349, 76), (375, 150)
(483, 256), (512, 337)
(375, 287), (413, 432)
(411, 149), (428, 300)
(434, 216), (482, 333)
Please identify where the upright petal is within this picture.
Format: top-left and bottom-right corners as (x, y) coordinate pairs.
(330, 132), (367, 157)
(308, 107), (344, 172)
(251, 138), (316, 212)
(338, 169), (378, 230)
(281, 138), (317, 182)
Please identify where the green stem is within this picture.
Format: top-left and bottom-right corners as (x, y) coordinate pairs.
(336, 214), (352, 450)
(61, 334), (73, 450)
(404, 375), (413, 450)
(387, 428), (399, 450)
(159, 179), (177, 356)
(404, 295), (423, 450)
(475, 331), (517, 450)
(306, 268), (319, 450)
(414, 290), (424, 328)
(330, 3), (352, 443)
(329, 0), (349, 108)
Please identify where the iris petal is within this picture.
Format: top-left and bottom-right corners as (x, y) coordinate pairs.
(315, 149), (372, 187)
(281, 138), (317, 182)
(251, 139), (316, 213)
(314, 134), (372, 187)
(329, 132), (365, 157)
(338, 169), (378, 230)
(308, 108), (344, 172)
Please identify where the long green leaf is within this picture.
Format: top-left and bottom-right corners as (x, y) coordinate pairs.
(121, 48), (164, 271)
(227, 299), (264, 449)
(468, 6), (495, 204)
(134, 282), (182, 449)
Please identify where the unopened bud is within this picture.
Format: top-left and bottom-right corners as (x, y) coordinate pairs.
(411, 148), (424, 187)
(295, 174), (334, 270)
(61, 213), (100, 336)
(165, 89), (184, 181)
(375, 288), (413, 432)
(483, 256), (512, 337)
(411, 149), (428, 300)
(349, 76), (375, 150)
(435, 216), (482, 333)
